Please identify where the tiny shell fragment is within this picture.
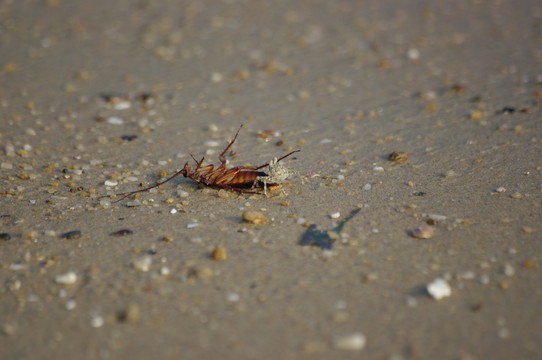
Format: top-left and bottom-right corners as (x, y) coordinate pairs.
(409, 226), (434, 239)
(334, 332), (367, 351)
(242, 210), (267, 224)
(426, 278), (451, 300)
(55, 271), (77, 285)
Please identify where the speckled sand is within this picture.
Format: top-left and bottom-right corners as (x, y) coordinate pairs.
(1, 1), (541, 359)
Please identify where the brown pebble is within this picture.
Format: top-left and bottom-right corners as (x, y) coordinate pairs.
(409, 226), (434, 239)
(211, 246), (227, 261)
(242, 210), (267, 224)
(523, 260), (536, 268)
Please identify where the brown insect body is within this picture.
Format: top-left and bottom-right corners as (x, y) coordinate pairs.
(104, 125), (299, 203)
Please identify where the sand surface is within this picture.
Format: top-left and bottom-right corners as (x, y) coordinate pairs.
(1, 1), (541, 359)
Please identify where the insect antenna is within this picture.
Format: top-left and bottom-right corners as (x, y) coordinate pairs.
(101, 168), (187, 204)
(254, 149), (301, 170)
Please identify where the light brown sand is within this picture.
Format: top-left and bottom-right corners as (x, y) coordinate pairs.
(1, 1), (541, 359)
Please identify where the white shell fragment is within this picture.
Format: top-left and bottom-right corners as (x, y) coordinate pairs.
(104, 180), (118, 187)
(334, 332), (367, 351)
(106, 116), (124, 125)
(329, 212), (341, 219)
(132, 256), (152, 272)
(55, 271), (78, 285)
(427, 278), (452, 300)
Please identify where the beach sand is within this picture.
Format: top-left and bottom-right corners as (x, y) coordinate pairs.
(1, 1), (541, 359)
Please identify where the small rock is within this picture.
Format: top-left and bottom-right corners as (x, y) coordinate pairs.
(426, 278), (451, 300)
(55, 271), (77, 285)
(334, 332), (366, 351)
(60, 230), (82, 240)
(211, 247), (227, 261)
(242, 210), (267, 224)
(409, 226), (434, 239)
(329, 212), (341, 219)
(132, 256), (152, 272)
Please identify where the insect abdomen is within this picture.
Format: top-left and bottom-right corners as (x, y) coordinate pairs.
(229, 171), (267, 187)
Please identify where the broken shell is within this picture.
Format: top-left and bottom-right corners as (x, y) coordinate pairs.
(409, 226), (435, 239)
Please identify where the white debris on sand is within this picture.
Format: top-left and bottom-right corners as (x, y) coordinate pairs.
(427, 278), (452, 300)
(54, 271), (77, 285)
(334, 332), (367, 351)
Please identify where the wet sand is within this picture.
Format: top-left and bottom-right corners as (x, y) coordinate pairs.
(1, 1), (541, 359)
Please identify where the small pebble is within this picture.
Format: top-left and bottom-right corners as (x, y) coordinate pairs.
(90, 315), (104, 328)
(409, 226), (434, 239)
(329, 212), (341, 219)
(60, 230), (82, 240)
(177, 190), (189, 197)
(106, 116), (124, 125)
(211, 247), (227, 261)
(372, 166), (384, 172)
(242, 210), (267, 225)
(495, 187), (506, 193)
(334, 332), (367, 351)
(427, 278), (452, 300)
(186, 223), (199, 229)
(226, 292), (240, 302)
(104, 180), (118, 186)
(132, 256), (152, 272)
(55, 271), (77, 285)
(362, 183), (372, 191)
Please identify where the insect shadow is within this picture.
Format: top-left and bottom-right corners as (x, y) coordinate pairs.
(298, 208), (361, 250)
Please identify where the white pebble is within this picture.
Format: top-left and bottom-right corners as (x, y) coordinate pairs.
(503, 263), (515, 276)
(104, 180), (118, 187)
(334, 332), (367, 351)
(55, 271), (78, 285)
(9, 263), (27, 271)
(495, 187), (506, 193)
(187, 223), (199, 229)
(372, 166), (384, 172)
(65, 299), (77, 310)
(407, 48), (420, 60)
(203, 140), (220, 147)
(177, 190), (189, 197)
(90, 315), (104, 328)
(226, 292), (240, 302)
(170, 208), (178, 214)
(362, 183), (372, 191)
(211, 72), (223, 83)
(426, 278), (451, 300)
(113, 101), (131, 110)
(329, 212), (341, 219)
(132, 256), (152, 272)
(106, 116), (124, 125)
(427, 214), (447, 221)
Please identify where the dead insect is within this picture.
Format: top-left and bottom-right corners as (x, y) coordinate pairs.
(102, 125), (299, 203)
